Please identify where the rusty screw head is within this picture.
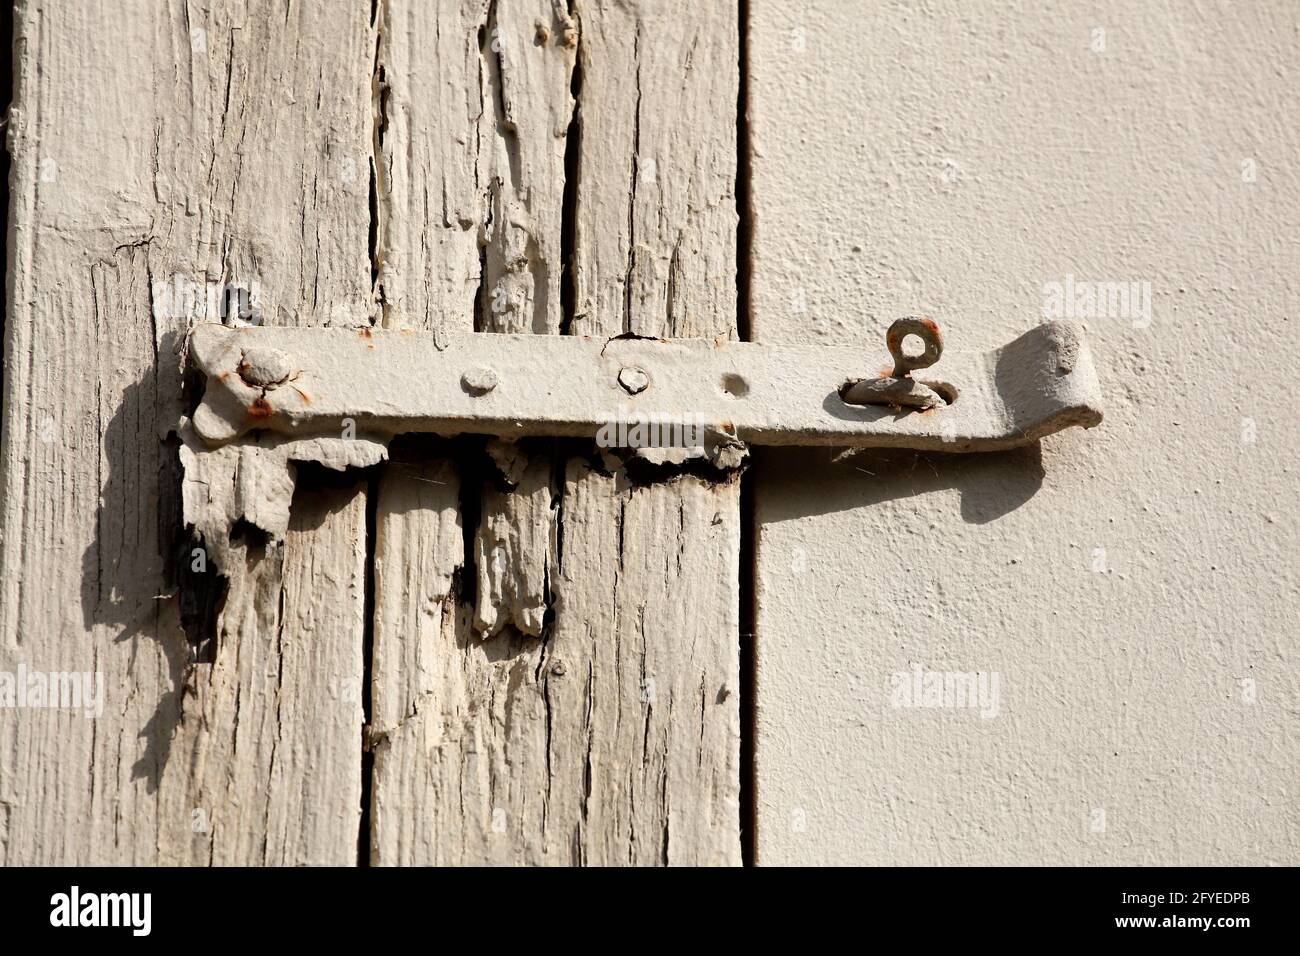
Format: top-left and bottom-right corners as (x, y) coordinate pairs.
(461, 366), (499, 395)
(237, 347), (296, 389)
(618, 365), (650, 395)
(886, 317), (943, 377)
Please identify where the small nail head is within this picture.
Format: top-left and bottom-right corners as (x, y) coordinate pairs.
(461, 366), (499, 395)
(618, 365), (650, 395)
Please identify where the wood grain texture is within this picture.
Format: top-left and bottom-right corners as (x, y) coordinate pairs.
(368, 0), (742, 864)
(464, 0), (571, 640)
(375, 0), (568, 640)
(159, 480), (367, 866)
(371, 452), (740, 865)
(372, 0), (485, 330)
(0, 1), (373, 864)
(571, 1), (739, 338)
(2, 0), (741, 866)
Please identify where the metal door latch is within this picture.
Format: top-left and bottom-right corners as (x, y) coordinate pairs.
(186, 318), (1101, 453)
(177, 318), (1102, 565)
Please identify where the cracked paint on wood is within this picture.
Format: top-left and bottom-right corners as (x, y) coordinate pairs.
(1, 0), (375, 864)
(370, 454), (740, 864)
(366, 0), (742, 864)
(2, 0), (742, 866)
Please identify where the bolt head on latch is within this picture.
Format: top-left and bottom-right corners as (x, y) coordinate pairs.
(461, 366), (499, 395)
(618, 365), (650, 395)
(237, 347), (296, 389)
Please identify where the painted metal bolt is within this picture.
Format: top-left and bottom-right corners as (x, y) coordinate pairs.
(461, 366), (499, 395)
(618, 365), (650, 395)
(237, 347), (296, 389)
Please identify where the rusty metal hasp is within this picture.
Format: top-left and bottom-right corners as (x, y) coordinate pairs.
(186, 319), (1102, 455)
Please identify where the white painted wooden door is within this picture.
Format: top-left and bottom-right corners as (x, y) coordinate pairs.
(1, 0), (742, 866)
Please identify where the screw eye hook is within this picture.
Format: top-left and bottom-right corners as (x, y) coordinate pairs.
(839, 317), (946, 410)
(886, 317), (943, 377)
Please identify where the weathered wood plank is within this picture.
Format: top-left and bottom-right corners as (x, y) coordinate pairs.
(571, 1), (739, 339)
(160, 479), (367, 866)
(368, 0), (563, 863)
(545, 462), (741, 864)
(369, 454), (471, 864)
(369, 0), (742, 864)
(156, 0), (376, 867)
(375, 0), (566, 640)
(564, 0), (742, 860)
(1, 0), (373, 864)
(372, 0), (484, 329)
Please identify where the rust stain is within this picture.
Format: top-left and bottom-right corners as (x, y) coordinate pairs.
(291, 386), (312, 405)
(359, 328), (373, 339)
(217, 371), (230, 382)
(248, 397), (273, 422)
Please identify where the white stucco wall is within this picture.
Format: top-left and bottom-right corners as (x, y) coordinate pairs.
(750, 0), (1298, 863)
